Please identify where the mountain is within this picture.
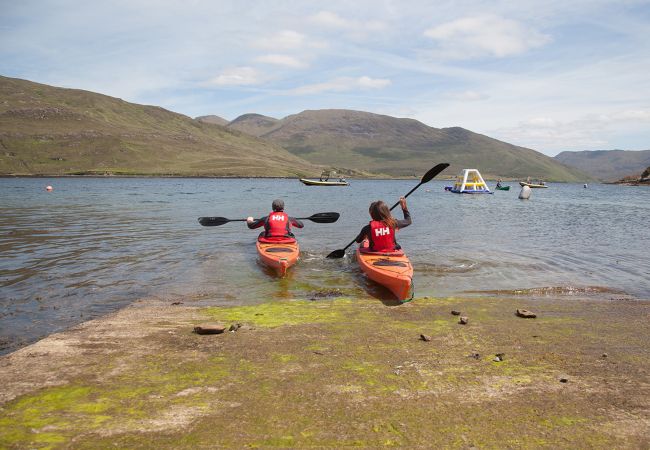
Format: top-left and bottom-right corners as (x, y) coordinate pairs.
(554, 150), (650, 181)
(228, 109), (589, 181)
(0, 76), (318, 176)
(228, 113), (279, 137)
(195, 115), (229, 126)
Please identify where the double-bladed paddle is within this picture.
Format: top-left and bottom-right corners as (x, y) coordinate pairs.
(326, 163), (450, 259)
(198, 212), (340, 227)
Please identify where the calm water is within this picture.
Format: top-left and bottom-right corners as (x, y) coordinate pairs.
(1, 177), (649, 355)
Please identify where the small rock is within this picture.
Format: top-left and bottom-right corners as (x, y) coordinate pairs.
(451, 310), (461, 315)
(193, 323), (226, 335)
(559, 377), (568, 383)
(423, 296), (430, 299)
(602, 353), (608, 358)
(469, 353), (480, 359)
(516, 309), (537, 318)
(493, 352), (505, 362)
(420, 334), (432, 342)
(171, 301), (183, 306)
(228, 323), (242, 332)
(459, 316), (469, 325)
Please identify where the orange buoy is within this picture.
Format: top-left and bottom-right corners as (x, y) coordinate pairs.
(45, 185), (53, 191)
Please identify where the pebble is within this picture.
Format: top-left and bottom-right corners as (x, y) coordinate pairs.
(602, 353), (608, 358)
(493, 353), (505, 362)
(171, 301), (183, 305)
(469, 352), (480, 359)
(193, 323), (226, 335)
(559, 377), (568, 383)
(229, 323), (242, 332)
(459, 316), (469, 325)
(420, 334), (432, 342)
(451, 310), (461, 316)
(516, 309), (537, 318)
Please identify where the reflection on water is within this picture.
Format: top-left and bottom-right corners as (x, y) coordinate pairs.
(1, 177), (649, 354)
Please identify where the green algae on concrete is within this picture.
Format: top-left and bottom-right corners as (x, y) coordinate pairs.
(203, 298), (356, 327)
(1, 295), (649, 448)
(0, 353), (237, 449)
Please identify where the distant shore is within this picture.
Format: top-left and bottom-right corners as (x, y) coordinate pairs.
(1, 294), (648, 447)
(0, 173), (573, 182)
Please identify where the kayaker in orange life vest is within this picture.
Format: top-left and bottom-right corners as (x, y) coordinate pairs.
(246, 199), (304, 241)
(354, 197), (411, 252)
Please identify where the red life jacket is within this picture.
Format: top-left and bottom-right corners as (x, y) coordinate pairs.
(368, 220), (396, 252)
(265, 211), (291, 238)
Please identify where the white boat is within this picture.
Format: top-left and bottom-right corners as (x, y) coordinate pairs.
(299, 178), (349, 186)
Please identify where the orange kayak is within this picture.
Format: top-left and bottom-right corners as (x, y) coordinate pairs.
(256, 239), (299, 277)
(356, 240), (413, 302)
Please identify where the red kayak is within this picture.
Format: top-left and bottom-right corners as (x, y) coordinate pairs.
(356, 240), (414, 302)
(255, 237), (299, 277)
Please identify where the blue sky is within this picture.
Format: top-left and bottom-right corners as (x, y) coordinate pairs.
(1, 0), (649, 156)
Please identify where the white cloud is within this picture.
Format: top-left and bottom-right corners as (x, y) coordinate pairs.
(256, 54), (307, 68)
(291, 76), (391, 95)
(443, 90), (489, 101)
(492, 109), (650, 151)
(424, 15), (551, 59)
(310, 10), (385, 32)
(311, 11), (349, 28)
(209, 67), (261, 86)
(256, 30), (306, 50)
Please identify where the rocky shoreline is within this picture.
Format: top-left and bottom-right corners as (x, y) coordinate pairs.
(1, 295), (648, 448)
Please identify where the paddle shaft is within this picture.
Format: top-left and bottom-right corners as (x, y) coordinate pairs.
(198, 212), (339, 227)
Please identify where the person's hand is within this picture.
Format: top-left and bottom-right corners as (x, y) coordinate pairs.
(399, 197), (407, 210)
(246, 216), (254, 223)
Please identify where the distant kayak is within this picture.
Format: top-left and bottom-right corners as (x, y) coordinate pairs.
(356, 240), (413, 302)
(519, 182), (548, 188)
(256, 239), (299, 277)
(495, 185), (510, 191)
(299, 178), (349, 186)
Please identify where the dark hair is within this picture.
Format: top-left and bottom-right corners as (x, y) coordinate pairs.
(272, 199), (284, 212)
(369, 201), (397, 229)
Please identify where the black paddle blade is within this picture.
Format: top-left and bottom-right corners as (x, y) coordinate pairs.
(326, 249), (346, 259)
(307, 212), (340, 223)
(421, 163), (450, 183)
(198, 217), (231, 226)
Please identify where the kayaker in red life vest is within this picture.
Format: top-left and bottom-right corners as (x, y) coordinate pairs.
(246, 199), (304, 241)
(354, 197), (411, 252)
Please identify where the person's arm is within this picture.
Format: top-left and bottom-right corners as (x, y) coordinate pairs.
(354, 224), (370, 243)
(289, 217), (304, 228)
(395, 197), (412, 229)
(246, 217), (265, 229)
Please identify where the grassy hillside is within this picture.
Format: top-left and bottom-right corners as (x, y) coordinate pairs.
(0, 76), (318, 177)
(228, 113), (279, 137)
(195, 115), (229, 126)
(555, 150), (650, 181)
(229, 109), (590, 181)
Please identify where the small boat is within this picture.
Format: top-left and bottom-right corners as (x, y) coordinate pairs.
(495, 185), (510, 191)
(256, 238), (299, 277)
(519, 181), (548, 188)
(356, 240), (413, 302)
(299, 178), (349, 186)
